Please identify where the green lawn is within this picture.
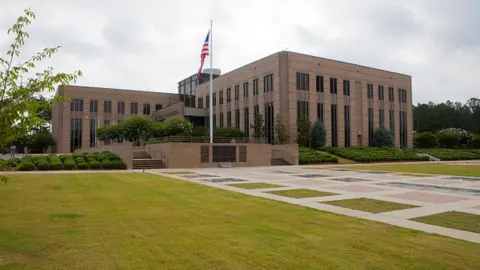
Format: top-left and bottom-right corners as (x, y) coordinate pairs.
(342, 164), (480, 177)
(318, 151), (357, 164)
(228, 182), (286, 189)
(323, 198), (418, 213)
(413, 212), (480, 234)
(0, 173), (479, 269)
(266, 188), (338, 198)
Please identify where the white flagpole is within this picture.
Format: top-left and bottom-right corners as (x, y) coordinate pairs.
(209, 20), (214, 144)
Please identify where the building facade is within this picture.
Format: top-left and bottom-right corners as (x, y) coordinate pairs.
(194, 51), (413, 148)
(52, 51), (413, 153)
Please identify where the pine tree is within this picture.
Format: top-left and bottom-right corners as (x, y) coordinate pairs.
(296, 115), (311, 147)
(274, 114), (290, 144)
(250, 113), (265, 139)
(311, 120), (326, 149)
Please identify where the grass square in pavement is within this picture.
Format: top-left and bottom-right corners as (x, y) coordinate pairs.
(227, 182), (286, 189)
(341, 164), (480, 177)
(412, 211), (480, 234)
(323, 198), (418, 213)
(266, 188), (338, 198)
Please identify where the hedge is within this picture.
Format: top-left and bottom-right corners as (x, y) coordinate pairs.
(325, 147), (428, 162)
(299, 148), (338, 165)
(415, 148), (480, 161)
(19, 162), (35, 171)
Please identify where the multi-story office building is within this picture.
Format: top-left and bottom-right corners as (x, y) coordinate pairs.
(194, 51), (413, 148)
(52, 51), (413, 153)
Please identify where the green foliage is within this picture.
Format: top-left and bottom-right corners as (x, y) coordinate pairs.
(191, 126), (208, 137)
(49, 161), (63, 170)
(310, 120), (326, 149)
(71, 153), (81, 159)
(471, 135), (480, 149)
(250, 113), (265, 139)
(63, 160), (75, 170)
(6, 158), (20, 167)
(214, 127), (245, 138)
(58, 154), (71, 161)
(372, 127), (394, 148)
(33, 155), (47, 165)
(21, 156), (33, 163)
(112, 160), (126, 169)
(89, 161), (102, 169)
(163, 118), (193, 136)
(25, 130), (55, 153)
(415, 149), (480, 161)
(325, 147), (428, 162)
(101, 160), (113, 169)
(438, 128), (473, 146)
(436, 132), (461, 148)
(0, 9), (82, 147)
(274, 114), (290, 144)
(85, 153), (96, 160)
(77, 162), (89, 170)
(107, 153), (121, 161)
(415, 132), (438, 148)
(74, 157), (86, 164)
(299, 148), (338, 165)
(37, 161), (50, 171)
(18, 161), (35, 171)
(296, 115), (311, 147)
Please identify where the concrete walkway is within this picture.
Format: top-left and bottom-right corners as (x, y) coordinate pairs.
(148, 166), (480, 244)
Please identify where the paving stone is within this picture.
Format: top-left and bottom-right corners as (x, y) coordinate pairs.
(377, 182), (480, 197)
(201, 178), (247, 183)
(282, 179), (333, 186)
(328, 177), (371, 183)
(294, 174), (330, 178)
(388, 191), (467, 203)
(327, 184), (389, 193)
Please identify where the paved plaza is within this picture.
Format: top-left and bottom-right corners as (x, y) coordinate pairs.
(150, 165), (480, 244)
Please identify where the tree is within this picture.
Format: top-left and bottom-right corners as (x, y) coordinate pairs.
(296, 115), (311, 147)
(118, 116), (153, 145)
(214, 127), (244, 138)
(310, 120), (326, 149)
(26, 130), (55, 153)
(250, 113), (265, 139)
(414, 132), (438, 148)
(0, 9), (82, 148)
(274, 114), (290, 144)
(436, 132), (461, 148)
(372, 127), (394, 147)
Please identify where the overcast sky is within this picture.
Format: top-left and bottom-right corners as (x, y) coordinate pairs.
(1, 0), (478, 104)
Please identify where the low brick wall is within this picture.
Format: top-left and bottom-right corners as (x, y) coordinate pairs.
(75, 142), (133, 169)
(271, 144), (299, 165)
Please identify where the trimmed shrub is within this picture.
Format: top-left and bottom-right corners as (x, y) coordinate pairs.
(107, 153), (121, 161)
(74, 157), (86, 164)
(372, 127), (394, 148)
(37, 161), (50, 171)
(102, 160), (113, 169)
(87, 157), (97, 163)
(63, 160), (75, 170)
(21, 156), (34, 163)
(72, 153), (82, 159)
(58, 154), (72, 161)
(437, 132), (460, 148)
(415, 148), (480, 160)
(299, 148), (338, 165)
(96, 153), (109, 162)
(34, 156), (47, 165)
(112, 160), (127, 169)
(77, 162), (89, 170)
(325, 147), (428, 162)
(89, 161), (102, 169)
(50, 161), (64, 170)
(18, 162), (35, 171)
(311, 120), (326, 150)
(85, 153), (96, 160)
(471, 135), (480, 149)
(6, 158), (20, 167)
(415, 132), (438, 148)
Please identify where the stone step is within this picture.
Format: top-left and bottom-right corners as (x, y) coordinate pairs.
(271, 158), (290, 166)
(132, 159), (165, 169)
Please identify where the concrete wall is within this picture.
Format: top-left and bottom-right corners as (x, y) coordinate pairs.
(75, 142), (133, 169)
(271, 144), (299, 165)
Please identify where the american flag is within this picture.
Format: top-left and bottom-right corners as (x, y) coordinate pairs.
(196, 31), (210, 81)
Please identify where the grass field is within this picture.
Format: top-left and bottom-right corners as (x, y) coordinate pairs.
(227, 182), (286, 189)
(342, 164), (480, 177)
(0, 173), (479, 269)
(323, 198), (418, 213)
(318, 151), (357, 164)
(413, 212), (480, 234)
(266, 188), (338, 198)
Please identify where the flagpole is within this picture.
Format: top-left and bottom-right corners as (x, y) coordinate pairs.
(209, 20), (214, 144)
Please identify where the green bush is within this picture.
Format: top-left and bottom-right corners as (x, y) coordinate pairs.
(311, 120), (326, 150)
(325, 147), (428, 162)
(50, 161), (64, 170)
(437, 132), (460, 148)
(298, 148), (338, 165)
(415, 132), (438, 148)
(214, 127), (245, 138)
(63, 160), (75, 170)
(72, 153), (82, 159)
(471, 135), (480, 149)
(89, 161), (102, 169)
(85, 153), (96, 160)
(96, 153), (109, 162)
(87, 157), (97, 163)
(48, 155), (61, 163)
(6, 158), (20, 167)
(18, 162), (35, 171)
(415, 148), (480, 160)
(34, 156), (47, 165)
(21, 156), (34, 163)
(77, 162), (89, 170)
(112, 160), (126, 169)
(102, 160), (113, 169)
(107, 153), (121, 161)
(37, 161), (50, 171)
(58, 154), (72, 161)
(372, 127), (394, 148)
(74, 157), (86, 164)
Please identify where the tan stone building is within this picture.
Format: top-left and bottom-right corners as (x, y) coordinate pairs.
(52, 51), (413, 153)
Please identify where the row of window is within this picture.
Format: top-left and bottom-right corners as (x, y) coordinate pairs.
(70, 99), (163, 115)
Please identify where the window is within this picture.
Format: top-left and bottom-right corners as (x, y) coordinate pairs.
(130, 103), (138, 114)
(212, 146), (236, 162)
(198, 97), (203, 108)
(296, 72), (309, 90)
(378, 86), (384, 100)
(70, 99), (83, 112)
(297, 101), (309, 122)
(117, 102), (125, 114)
(331, 104), (338, 147)
(344, 105), (350, 147)
(235, 85), (239, 100)
(398, 89), (407, 103)
(89, 100), (98, 113)
(235, 109), (240, 129)
(316, 76), (324, 92)
(379, 109), (385, 128)
(264, 74), (273, 92)
(244, 107), (249, 138)
(219, 90), (224, 105)
(389, 110), (395, 137)
(227, 111), (231, 127)
(368, 108), (374, 146)
(253, 79), (259, 95)
(104, 119), (111, 126)
(155, 104), (163, 111)
(254, 105), (259, 116)
(399, 111), (407, 148)
(388, 87), (395, 101)
(219, 112), (224, 127)
(143, 103), (150, 115)
(343, 80), (350, 96)
(89, 119), (97, 147)
(104, 101), (112, 113)
(226, 88), (231, 102)
(367, 84), (374, 99)
(213, 93), (216, 106)
(206, 95), (210, 108)
(213, 114), (216, 129)
(330, 78), (337, 94)
(317, 103), (324, 122)
(243, 82), (249, 97)
(201, 145), (209, 163)
(264, 102), (274, 143)
(70, 118), (82, 152)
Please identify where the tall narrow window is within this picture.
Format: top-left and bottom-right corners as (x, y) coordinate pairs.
(227, 111), (231, 127)
(343, 80), (350, 96)
(206, 95), (210, 108)
(117, 101), (125, 114)
(70, 118), (82, 152)
(89, 100), (98, 113)
(213, 93), (216, 106)
(219, 112), (224, 127)
(367, 84), (373, 99)
(90, 119), (97, 147)
(368, 108), (374, 146)
(296, 72), (309, 90)
(254, 105), (259, 116)
(379, 109), (385, 128)
(264, 74), (273, 92)
(317, 103), (324, 122)
(389, 110), (395, 137)
(235, 109), (240, 129)
(130, 103), (138, 114)
(219, 90), (224, 105)
(197, 97), (203, 108)
(155, 104), (163, 111)
(143, 103), (150, 115)
(104, 101), (112, 113)
(331, 104), (338, 147)
(316, 76), (324, 92)
(244, 107), (249, 138)
(344, 105), (350, 147)
(297, 101), (309, 122)
(400, 111), (408, 148)
(264, 102), (274, 143)
(243, 82), (249, 97)
(378, 86), (384, 100)
(70, 99), (83, 112)
(330, 78), (337, 94)
(253, 79), (259, 95)
(226, 88), (231, 102)
(235, 85), (239, 100)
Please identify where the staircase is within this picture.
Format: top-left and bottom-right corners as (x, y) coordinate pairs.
(132, 150), (165, 169)
(271, 158), (290, 166)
